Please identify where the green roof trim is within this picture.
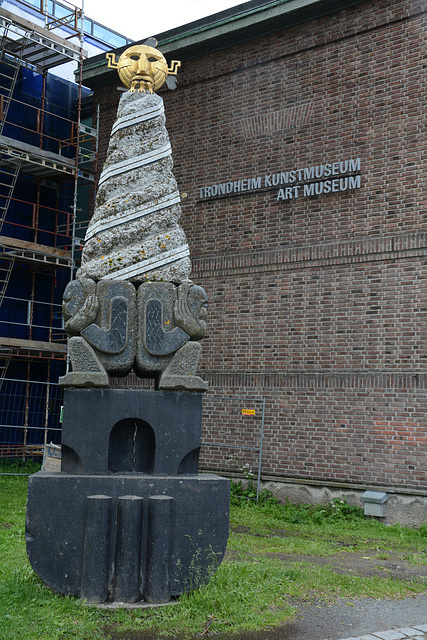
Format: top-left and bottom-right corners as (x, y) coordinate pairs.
(81, 0), (365, 84)
(157, 0), (301, 46)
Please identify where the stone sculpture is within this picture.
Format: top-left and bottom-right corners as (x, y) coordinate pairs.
(60, 278), (208, 390)
(58, 41), (207, 392)
(25, 39), (229, 605)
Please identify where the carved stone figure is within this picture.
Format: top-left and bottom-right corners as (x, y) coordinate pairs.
(59, 278), (208, 391)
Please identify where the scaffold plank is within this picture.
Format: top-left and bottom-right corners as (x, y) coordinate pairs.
(0, 7), (87, 69)
(0, 337), (67, 353)
(0, 235), (71, 258)
(0, 134), (77, 177)
(0, 241), (72, 267)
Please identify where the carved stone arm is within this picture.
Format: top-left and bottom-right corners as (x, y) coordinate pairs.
(64, 294), (99, 335)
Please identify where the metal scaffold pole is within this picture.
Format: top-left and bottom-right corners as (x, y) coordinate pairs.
(71, 2), (85, 284)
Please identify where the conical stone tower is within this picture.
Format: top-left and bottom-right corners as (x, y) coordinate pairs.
(78, 90), (191, 284)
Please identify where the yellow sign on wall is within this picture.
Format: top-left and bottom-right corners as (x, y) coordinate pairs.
(242, 409), (256, 416)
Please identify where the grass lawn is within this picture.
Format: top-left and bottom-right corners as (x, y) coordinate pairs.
(0, 475), (426, 640)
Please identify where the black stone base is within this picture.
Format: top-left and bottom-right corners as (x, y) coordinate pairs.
(61, 389), (203, 475)
(26, 472), (229, 603)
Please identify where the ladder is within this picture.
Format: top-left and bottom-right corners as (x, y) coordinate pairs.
(0, 255), (14, 307)
(0, 19), (28, 233)
(0, 161), (21, 235)
(0, 21), (29, 136)
(0, 255), (12, 392)
(0, 351), (11, 381)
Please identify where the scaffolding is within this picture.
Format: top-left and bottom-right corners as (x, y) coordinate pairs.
(0, 0), (98, 462)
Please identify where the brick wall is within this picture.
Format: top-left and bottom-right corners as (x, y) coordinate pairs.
(90, 0), (427, 491)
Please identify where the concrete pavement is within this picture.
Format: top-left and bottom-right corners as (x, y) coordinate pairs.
(338, 625), (427, 640)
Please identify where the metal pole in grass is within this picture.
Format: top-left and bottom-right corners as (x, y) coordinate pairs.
(256, 398), (266, 501)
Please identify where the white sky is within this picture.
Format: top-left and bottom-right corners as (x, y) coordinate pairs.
(81, 0), (247, 41)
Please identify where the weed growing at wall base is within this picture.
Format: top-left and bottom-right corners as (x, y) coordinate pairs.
(231, 481), (365, 522)
(230, 478), (282, 506)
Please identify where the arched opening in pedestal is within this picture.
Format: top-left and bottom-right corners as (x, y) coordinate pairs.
(108, 418), (155, 473)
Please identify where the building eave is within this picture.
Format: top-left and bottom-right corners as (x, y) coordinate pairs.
(81, 0), (365, 89)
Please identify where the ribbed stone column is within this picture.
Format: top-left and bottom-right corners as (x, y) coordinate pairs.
(113, 495), (144, 603)
(145, 495), (174, 603)
(80, 495), (111, 603)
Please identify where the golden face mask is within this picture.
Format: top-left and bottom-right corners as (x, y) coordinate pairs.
(107, 43), (181, 93)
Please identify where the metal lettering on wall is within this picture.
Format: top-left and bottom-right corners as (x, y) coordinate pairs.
(199, 158), (361, 202)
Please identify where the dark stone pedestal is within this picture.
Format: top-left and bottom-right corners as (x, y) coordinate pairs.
(25, 389), (230, 604)
(26, 472), (229, 603)
(61, 389), (203, 475)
